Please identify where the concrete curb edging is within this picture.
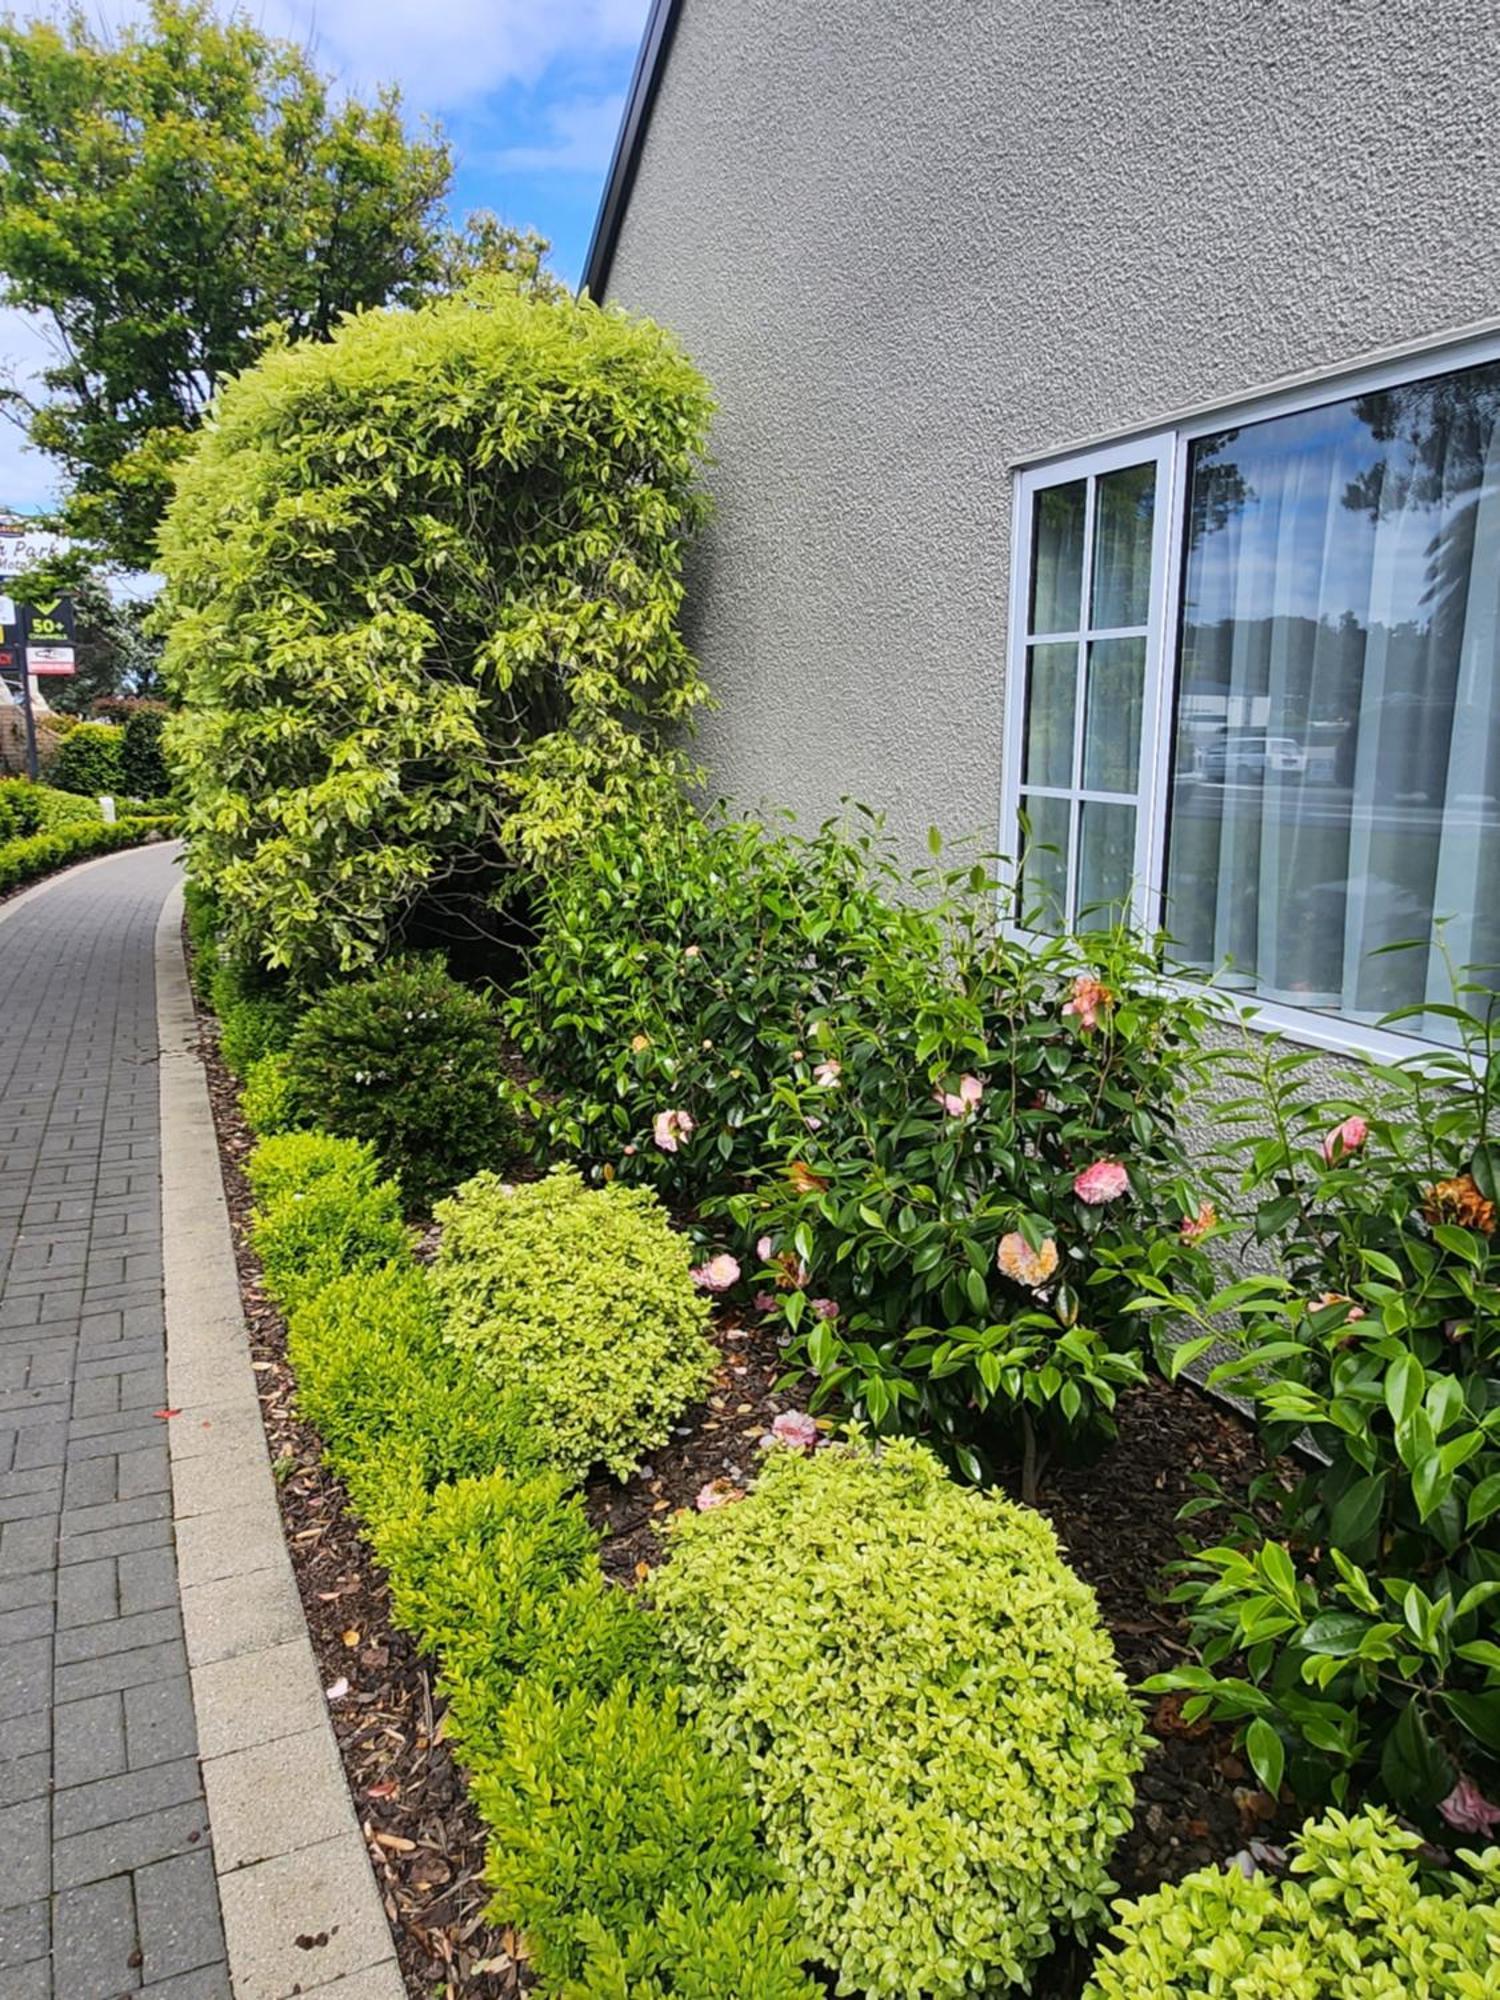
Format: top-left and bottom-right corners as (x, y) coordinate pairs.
(155, 880), (405, 2000)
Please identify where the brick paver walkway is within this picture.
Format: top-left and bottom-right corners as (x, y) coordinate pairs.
(0, 843), (231, 2000)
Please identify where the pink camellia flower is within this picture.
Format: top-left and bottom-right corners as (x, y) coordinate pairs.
(935, 1074), (984, 1118)
(753, 1290), (778, 1314)
(1312, 1290), (1367, 1324)
(1320, 1115), (1369, 1164)
(1062, 974), (1114, 1032)
(653, 1108), (694, 1153)
(767, 1409), (819, 1451)
(812, 1060), (842, 1088)
(811, 1297), (840, 1320)
(1074, 1160), (1130, 1205)
(690, 1254), (741, 1292)
(1179, 1200), (1217, 1243)
(756, 1235), (775, 1262)
(1439, 1776), (1500, 1836)
(695, 1479), (743, 1511)
(996, 1232), (1059, 1290)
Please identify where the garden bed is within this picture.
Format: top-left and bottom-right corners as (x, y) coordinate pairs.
(194, 982), (1296, 2000)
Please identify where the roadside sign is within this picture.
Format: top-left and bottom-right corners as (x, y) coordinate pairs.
(28, 650), (76, 675)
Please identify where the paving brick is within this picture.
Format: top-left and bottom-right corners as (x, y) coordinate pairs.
(53, 1797), (213, 1891)
(54, 1755), (205, 1840)
(0, 1897), (47, 1971)
(124, 1676), (201, 1774)
(54, 1633), (187, 1704)
(54, 1605), (182, 1666)
(118, 1546), (180, 1619)
(52, 1874), (142, 1999)
(0, 1634), (52, 1722)
(53, 1691), (127, 1790)
(0, 1798), (50, 1905)
(56, 1556), (118, 1629)
(135, 1850), (225, 1984)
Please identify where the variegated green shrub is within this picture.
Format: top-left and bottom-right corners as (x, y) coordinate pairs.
(1083, 1805), (1500, 1998)
(651, 1436), (1142, 1998)
(433, 1167), (716, 1481)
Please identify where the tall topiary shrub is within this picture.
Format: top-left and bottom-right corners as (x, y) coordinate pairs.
(118, 704), (171, 797)
(158, 280), (714, 979)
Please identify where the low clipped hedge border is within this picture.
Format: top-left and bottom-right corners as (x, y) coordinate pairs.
(244, 1130), (817, 1998)
(0, 816), (176, 898)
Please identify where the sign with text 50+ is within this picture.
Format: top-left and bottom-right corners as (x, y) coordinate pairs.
(18, 595), (76, 675)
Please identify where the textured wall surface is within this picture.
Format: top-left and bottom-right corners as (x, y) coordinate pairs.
(607, 0), (1500, 862)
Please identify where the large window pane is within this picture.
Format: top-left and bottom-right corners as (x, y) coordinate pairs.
(1077, 801), (1135, 929)
(1165, 356), (1500, 1042)
(1017, 794), (1070, 932)
(1028, 481), (1086, 634)
(1082, 636), (1145, 793)
(1090, 462), (1155, 628)
(1023, 641), (1077, 786)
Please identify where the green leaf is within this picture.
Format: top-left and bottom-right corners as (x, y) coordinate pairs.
(1299, 1612), (1370, 1658)
(1245, 1717), (1284, 1797)
(1379, 1702), (1452, 1809)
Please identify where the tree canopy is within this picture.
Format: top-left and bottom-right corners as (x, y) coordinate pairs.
(0, 0), (542, 567)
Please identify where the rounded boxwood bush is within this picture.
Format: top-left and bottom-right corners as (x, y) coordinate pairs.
(52, 721), (123, 796)
(433, 1167), (716, 1482)
(651, 1436), (1142, 1999)
(285, 957), (518, 1208)
(1083, 1805), (1500, 1997)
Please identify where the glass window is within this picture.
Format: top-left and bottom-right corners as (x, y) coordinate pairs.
(1165, 356), (1500, 1045)
(1008, 345), (1500, 1050)
(1012, 452), (1160, 931)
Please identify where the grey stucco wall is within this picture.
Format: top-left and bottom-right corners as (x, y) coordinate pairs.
(607, 0), (1500, 861)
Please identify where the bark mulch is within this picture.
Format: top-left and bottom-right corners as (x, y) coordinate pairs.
(195, 988), (1290, 2000)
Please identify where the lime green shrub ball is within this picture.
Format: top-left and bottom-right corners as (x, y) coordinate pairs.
(652, 1436), (1143, 1999)
(1084, 1804), (1500, 1997)
(433, 1167), (715, 1482)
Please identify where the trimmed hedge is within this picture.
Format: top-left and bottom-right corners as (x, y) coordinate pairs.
(52, 720), (124, 796)
(653, 1436), (1143, 1998)
(0, 815), (174, 897)
(245, 1129), (816, 1998)
(0, 778), (101, 837)
(433, 1168), (716, 1481)
(1083, 1805), (1500, 1997)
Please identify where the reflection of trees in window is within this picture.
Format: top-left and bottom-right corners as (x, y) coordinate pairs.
(1186, 430), (1251, 549)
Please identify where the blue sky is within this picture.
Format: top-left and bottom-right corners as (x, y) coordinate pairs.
(0, 0), (650, 515)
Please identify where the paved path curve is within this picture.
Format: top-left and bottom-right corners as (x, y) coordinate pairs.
(0, 841), (232, 2000)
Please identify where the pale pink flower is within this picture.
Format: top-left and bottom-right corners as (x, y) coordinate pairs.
(1440, 1776), (1500, 1836)
(753, 1290), (778, 1314)
(1179, 1201), (1217, 1243)
(695, 1479), (743, 1511)
(623, 1144), (638, 1157)
(996, 1232), (1059, 1289)
(767, 1409), (819, 1451)
(812, 1060), (842, 1088)
(756, 1235), (775, 1262)
(684, 945), (700, 959)
(1062, 975), (1114, 1032)
(1320, 1115), (1368, 1164)
(653, 1108), (694, 1153)
(935, 1074), (984, 1118)
(690, 1254), (741, 1292)
(810, 1297), (840, 1320)
(804, 1116), (823, 1134)
(1074, 1160), (1130, 1204)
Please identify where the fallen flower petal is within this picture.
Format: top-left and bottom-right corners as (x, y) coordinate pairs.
(695, 1479), (744, 1511)
(1440, 1776), (1500, 1835)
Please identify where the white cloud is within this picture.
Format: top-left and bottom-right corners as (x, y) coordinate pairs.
(494, 92), (625, 174)
(13, 0), (650, 111)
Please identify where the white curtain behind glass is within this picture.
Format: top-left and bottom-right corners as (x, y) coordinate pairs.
(1167, 361), (1500, 1045)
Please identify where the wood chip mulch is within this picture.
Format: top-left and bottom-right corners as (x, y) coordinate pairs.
(193, 967), (1295, 2000)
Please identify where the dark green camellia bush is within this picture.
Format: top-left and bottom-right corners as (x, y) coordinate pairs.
(158, 279), (714, 981)
(1121, 973), (1500, 1824)
(284, 956), (519, 1208)
(719, 837), (1212, 1493)
(509, 802), (934, 1208)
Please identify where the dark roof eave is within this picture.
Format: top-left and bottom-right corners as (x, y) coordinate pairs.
(581, 0), (685, 302)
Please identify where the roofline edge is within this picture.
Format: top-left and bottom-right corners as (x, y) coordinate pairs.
(580, 0), (685, 303)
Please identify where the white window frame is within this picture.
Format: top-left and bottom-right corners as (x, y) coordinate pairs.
(1001, 328), (1500, 1065)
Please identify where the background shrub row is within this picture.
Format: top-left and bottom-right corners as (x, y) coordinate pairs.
(0, 811), (175, 896)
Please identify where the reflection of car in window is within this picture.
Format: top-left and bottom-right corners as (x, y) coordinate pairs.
(1196, 732), (1306, 781)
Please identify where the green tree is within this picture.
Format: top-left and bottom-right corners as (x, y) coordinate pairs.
(160, 280), (713, 981)
(0, 0), (455, 568)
